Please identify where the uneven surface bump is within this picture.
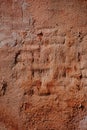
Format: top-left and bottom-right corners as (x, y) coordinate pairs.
(0, 0), (87, 130)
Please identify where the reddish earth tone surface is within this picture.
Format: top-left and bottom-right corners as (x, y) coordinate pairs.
(0, 0), (87, 130)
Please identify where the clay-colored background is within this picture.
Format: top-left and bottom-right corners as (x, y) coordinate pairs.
(0, 0), (87, 130)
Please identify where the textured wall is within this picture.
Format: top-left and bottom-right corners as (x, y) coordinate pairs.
(0, 0), (87, 130)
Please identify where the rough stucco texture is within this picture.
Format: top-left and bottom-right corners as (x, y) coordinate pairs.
(0, 0), (87, 130)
